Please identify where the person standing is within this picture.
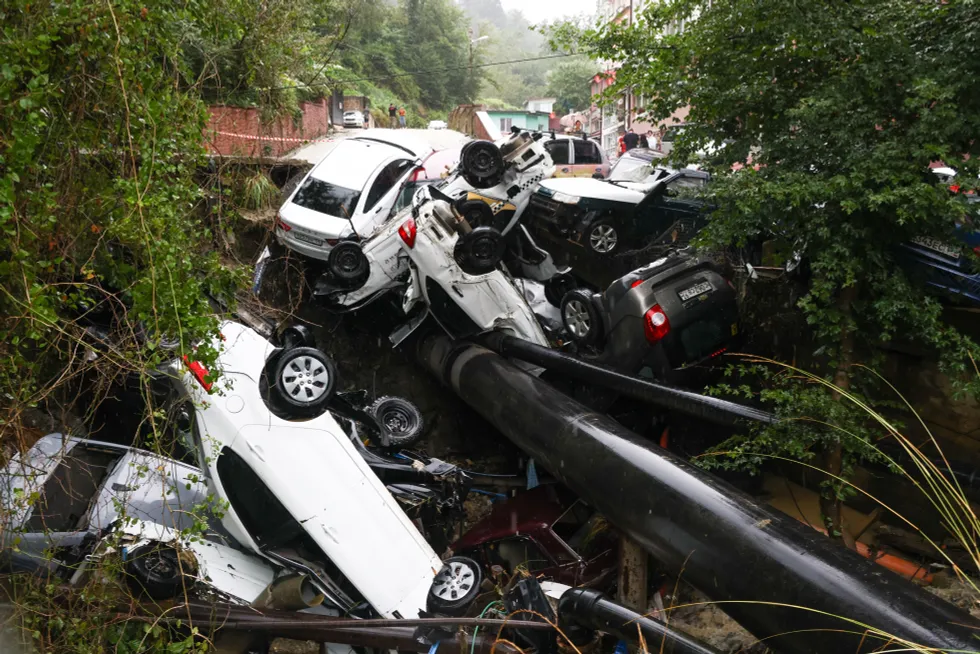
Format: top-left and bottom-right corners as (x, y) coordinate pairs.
(398, 106), (407, 128)
(638, 131), (649, 148)
(623, 128), (639, 151)
(388, 103), (397, 128)
(362, 109), (370, 129)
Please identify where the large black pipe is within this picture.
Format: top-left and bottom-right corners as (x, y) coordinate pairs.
(419, 335), (980, 653)
(479, 333), (776, 427)
(558, 588), (721, 654)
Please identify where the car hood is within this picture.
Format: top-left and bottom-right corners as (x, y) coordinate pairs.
(539, 177), (648, 204)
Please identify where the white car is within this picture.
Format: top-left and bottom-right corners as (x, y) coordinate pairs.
(171, 321), (480, 619)
(427, 120), (447, 130)
(275, 131), (434, 262)
(343, 111), (366, 129)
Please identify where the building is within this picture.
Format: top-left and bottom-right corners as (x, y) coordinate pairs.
(524, 98), (557, 114)
(485, 109), (551, 133)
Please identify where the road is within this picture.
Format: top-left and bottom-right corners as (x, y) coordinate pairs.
(289, 127), (470, 164)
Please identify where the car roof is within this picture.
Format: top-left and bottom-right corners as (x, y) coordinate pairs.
(352, 129), (433, 159)
(621, 148), (667, 162)
(309, 139), (403, 190)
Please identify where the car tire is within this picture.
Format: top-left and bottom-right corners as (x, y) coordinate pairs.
(544, 273), (578, 307)
(453, 226), (505, 275)
(368, 396), (424, 448)
(561, 289), (603, 346)
(585, 219), (619, 255)
(125, 543), (189, 600)
(270, 346), (337, 417)
(328, 241), (370, 290)
(456, 199), (494, 229)
(426, 556), (482, 617)
(279, 324), (316, 350)
(460, 141), (504, 189)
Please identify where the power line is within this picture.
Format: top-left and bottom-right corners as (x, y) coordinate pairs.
(264, 52), (584, 91)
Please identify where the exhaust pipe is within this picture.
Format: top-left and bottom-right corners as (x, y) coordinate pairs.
(418, 335), (979, 654)
(479, 333), (775, 427)
(252, 575), (324, 611)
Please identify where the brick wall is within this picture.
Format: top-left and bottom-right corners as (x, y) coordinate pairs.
(205, 99), (331, 158)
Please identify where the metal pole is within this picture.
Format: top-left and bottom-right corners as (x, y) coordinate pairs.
(417, 335), (980, 654)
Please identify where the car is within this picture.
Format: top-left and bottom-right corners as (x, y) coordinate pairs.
(453, 486), (616, 588)
(275, 131), (435, 262)
(524, 167), (711, 283)
(0, 433), (221, 577)
(607, 148), (670, 184)
(658, 123), (686, 156)
(557, 249), (741, 379)
(541, 134), (610, 179)
(343, 111), (366, 129)
(170, 320), (481, 619)
(427, 120), (448, 130)
(387, 145), (463, 219)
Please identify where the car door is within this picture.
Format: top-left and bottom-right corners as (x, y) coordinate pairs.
(570, 139), (608, 178)
(544, 140), (572, 177)
(355, 159), (416, 236)
(636, 172), (708, 244)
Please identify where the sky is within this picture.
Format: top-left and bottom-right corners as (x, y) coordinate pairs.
(498, 0), (597, 25)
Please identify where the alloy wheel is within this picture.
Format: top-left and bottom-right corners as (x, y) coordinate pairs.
(564, 299), (591, 338)
(430, 560), (476, 601)
(281, 356), (330, 402)
(590, 224), (618, 253)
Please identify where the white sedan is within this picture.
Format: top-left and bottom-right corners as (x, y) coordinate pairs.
(275, 131), (434, 262)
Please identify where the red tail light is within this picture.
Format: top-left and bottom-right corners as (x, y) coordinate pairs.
(398, 217), (417, 248)
(643, 304), (670, 344)
(183, 355), (213, 392)
(630, 279), (644, 289)
(275, 214), (292, 232)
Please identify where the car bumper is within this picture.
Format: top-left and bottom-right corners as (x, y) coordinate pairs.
(277, 231), (334, 262)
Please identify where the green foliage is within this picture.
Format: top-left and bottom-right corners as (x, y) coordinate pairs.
(233, 170), (279, 210)
(546, 58), (596, 113)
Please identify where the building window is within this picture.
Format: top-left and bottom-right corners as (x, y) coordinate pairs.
(500, 118), (512, 132)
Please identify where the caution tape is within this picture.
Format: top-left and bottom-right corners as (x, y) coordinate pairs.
(211, 130), (336, 145)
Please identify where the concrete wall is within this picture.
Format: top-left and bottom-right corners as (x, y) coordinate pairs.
(449, 104), (496, 140)
(206, 100), (331, 158)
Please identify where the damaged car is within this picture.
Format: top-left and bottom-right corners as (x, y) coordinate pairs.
(170, 320), (481, 618)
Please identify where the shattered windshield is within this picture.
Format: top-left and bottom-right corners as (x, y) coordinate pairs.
(291, 178), (361, 218)
(610, 158), (669, 184)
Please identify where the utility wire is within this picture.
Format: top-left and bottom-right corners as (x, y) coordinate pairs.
(263, 52), (584, 91)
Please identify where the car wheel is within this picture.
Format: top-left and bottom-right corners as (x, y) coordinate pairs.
(460, 141), (504, 189)
(456, 199), (495, 229)
(278, 324), (316, 350)
(328, 242), (370, 290)
(454, 226), (505, 275)
(368, 396), (424, 447)
(125, 543), (189, 600)
(561, 289), (603, 346)
(270, 346), (337, 416)
(586, 220), (619, 255)
(544, 273), (577, 307)
(426, 556), (482, 617)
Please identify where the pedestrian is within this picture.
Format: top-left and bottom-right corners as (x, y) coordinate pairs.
(618, 131), (626, 156)
(363, 109), (370, 128)
(398, 106), (407, 128)
(388, 103), (397, 128)
(638, 131), (649, 149)
(623, 127), (639, 151)
(646, 130), (657, 150)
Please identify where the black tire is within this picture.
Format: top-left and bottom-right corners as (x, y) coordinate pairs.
(125, 543), (189, 600)
(544, 273), (577, 307)
(460, 141), (504, 189)
(269, 346), (337, 417)
(368, 396), (424, 447)
(585, 219), (619, 255)
(279, 324), (316, 350)
(453, 226), (504, 275)
(426, 556), (482, 617)
(455, 199), (494, 229)
(328, 241), (370, 290)
(560, 289), (603, 346)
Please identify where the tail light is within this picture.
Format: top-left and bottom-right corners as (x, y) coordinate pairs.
(643, 304), (670, 344)
(630, 279), (644, 289)
(398, 217), (417, 248)
(275, 214), (292, 232)
(183, 355), (213, 393)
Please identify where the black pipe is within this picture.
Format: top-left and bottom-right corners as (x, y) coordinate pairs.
(479, 333), (776, 427)
(558, 588), (721, 654)
(418, 335), (980, 654)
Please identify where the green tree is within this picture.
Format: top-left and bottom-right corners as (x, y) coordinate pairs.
(546, 58), (595, 113)
(556, 0), (980, 537)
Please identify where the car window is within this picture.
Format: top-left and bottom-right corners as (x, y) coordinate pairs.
(292, 178), (361, 218)
(216, 446), (305, 548)
(391, 180), (435, 216)
(610, 157), (655, 183)
(573, 139), (602, 165)
(544, 140), (570, 165)
(363, 159), (414, 212)
(493, 537), (551, 573)
(663, 175), (706, 197)
(26, 445), (121, 532)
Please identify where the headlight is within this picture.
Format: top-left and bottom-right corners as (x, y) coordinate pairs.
(551, 192), (581, 205)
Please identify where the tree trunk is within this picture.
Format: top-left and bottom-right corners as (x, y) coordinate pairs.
(822, 283), (858, 548)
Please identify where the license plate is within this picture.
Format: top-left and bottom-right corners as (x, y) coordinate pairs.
(679, 281), (713, 301)
(912, 236), (960, 259)
(294, 232), (324, 247)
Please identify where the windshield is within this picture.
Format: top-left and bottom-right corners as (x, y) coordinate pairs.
(291, 178), (361, 218)
(392, 180), (435, 216)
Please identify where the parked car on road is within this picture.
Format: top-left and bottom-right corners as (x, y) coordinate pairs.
(542, 134), (610, 179)
(427, 120), (448, 130)
(343, 111), (366, 129)
(171, 320), (480, 618)
(275, 131), (434, 262)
